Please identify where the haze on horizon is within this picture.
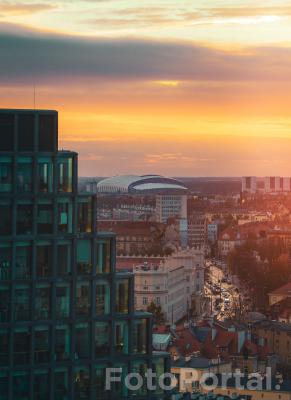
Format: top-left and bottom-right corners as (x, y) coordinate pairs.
(1, 0), (291, 177)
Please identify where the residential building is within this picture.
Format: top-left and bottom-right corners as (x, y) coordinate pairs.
(265, 176), (282, 193)
(207, 223), (218, 243)
(156, 194), (187, 224)
(0, 109), (169, 400)
(187, 213), (206, 249)
(242, 176), (257, 193)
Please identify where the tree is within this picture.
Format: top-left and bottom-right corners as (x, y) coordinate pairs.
(147, 301), (166, 325)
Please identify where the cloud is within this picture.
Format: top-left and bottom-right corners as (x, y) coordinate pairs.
(0, 1), (56, 16)
(0, 23), (291, 85)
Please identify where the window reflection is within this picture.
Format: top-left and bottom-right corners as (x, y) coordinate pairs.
(0, 372), (9, 400)
(58, 200), (73, 233)
(37, 201), (53, 234)
(0, 285), (10, 322)
(76, 282), (90, 316)
(16, 157), (33, 192)
(33, 370), (50, 400)
(133, 319), (147, 354)
(96, 240), (111, 274)
(0, 157), (12, 193)
(38, 158), (53, 193)
(35, 284), (51, 320)
(77, 240), (92, 275)
(75, 323), (89, 359)
(114, 321), (128, 354)
(95, 366), (109, 400)
(96, 280), (110, 315)
(14, 285), (30, 321)
(36, 242), (52, 278)
(116, 279), (129, 314)
(58, 157), (73, 193)
(34, 326), (50, 363)
(95, 322), (110, 357)
(0, 201), (11, 235)
(0, 329), (9, 367)
(13, 371), (30, 400)
(56, 284), (70, 319)
(74, 367), (90, 400)
(77, 198), (92, 233)
(57, 242), (71, 276)
(17, 202), (33, 235)
(15, 242), (31, 279)
(132, 362), (147, 396)
(55, 325), (70, 362)
(13, 327), (30, 365)
(0, 243), (11, 280)
(55, 368), (69, 400)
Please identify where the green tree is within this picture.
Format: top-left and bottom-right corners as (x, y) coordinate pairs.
(147, 301), (166, 325)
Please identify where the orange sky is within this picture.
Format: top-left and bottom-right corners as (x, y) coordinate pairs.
(1, 1), (291, 176)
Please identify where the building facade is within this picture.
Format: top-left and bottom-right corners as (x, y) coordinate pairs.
(156, 195), (187, 224)
(0, 109), (169, 400)
(187, 213), (206, 249)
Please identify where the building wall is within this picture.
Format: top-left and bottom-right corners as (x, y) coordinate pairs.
(156, 194), (187, 224)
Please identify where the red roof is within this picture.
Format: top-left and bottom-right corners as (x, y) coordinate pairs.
(269, 281), (291, 296)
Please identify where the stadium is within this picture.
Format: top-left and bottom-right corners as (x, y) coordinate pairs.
(97, 175), (187, 194)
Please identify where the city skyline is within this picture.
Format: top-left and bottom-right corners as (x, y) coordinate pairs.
(1, 1), (291, 176)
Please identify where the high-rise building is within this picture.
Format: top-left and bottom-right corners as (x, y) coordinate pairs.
(187, 213), (206, 249)
(0, 109), (169, 400)
(241, 176), (257, 193)
(264, 176), (281, 193)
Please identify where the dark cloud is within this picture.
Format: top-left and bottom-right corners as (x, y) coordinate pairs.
(0, 23), (291, 84)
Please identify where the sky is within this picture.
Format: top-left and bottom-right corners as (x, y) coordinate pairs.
(1, 1), (291, 176)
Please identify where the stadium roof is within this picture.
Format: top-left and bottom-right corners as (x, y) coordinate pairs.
(97, 175), (187, 193)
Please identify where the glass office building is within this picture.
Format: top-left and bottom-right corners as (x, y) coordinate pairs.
(0, 109), (170, 400)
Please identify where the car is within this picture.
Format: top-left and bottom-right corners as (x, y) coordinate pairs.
(224, 298), (230, 304)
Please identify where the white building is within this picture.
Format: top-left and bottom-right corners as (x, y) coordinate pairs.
(134, 249), (205, 324)
(242, 176), (257, 193)
(156, 194), (187, 224)
(264, 176), (282, 193)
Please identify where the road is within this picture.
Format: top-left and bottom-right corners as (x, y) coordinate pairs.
(204, 259), (249, 321)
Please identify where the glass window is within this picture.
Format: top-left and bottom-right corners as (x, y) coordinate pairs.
(33, 369), (50, 400)
(77, 197), (92, 233)
(16, 157), (33, 192)
(18, 113), (35, 151)
(132, 362), (147, 396)
(39, 114), (55, 152)
(77, 240), (92, 275)
(17, 201), (33, 235)
(14, 284), (30, 321)
(75, 323), (90, 359)
(15, 242), (32, 279)
(114, 321), (128, 354)
(34, 326), (50, 363)
(96, 280), (110, 315)
(13, 327), (30, 365)
(37, 200), (53, 234)
(0, 201), (11, 235)
(58, 157), (73, 193)
(0, 157), (12, 192)
(96, 240), (111, 274)
(0, 113), (14, 151)
(57, 242), (71, 276)
(58, 199), (73, 233)
(0, 284), (10, 322)
(95, 322), (110, 357)
(95, 365), (109, 400)
(0, 372), (9, 400)
(152, 358), (166, 395)
(55, 325), (70, 362)
(36, 242), (52, 278)
(13, 371), (30, 399)
(35, 284), (51, 320)
(56, 283), (70, 319)
(0, 243), (11, 280)
(55, 368), (69, 400)
(0, 329), (9, 367)
(116, 279), (129, 314)
(111, 363), (128, 398)
(133, 319), (148, 354)
(76, 282), (90, 316)
(74, 367), (90, 399)
(38, 157), (53, 193)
